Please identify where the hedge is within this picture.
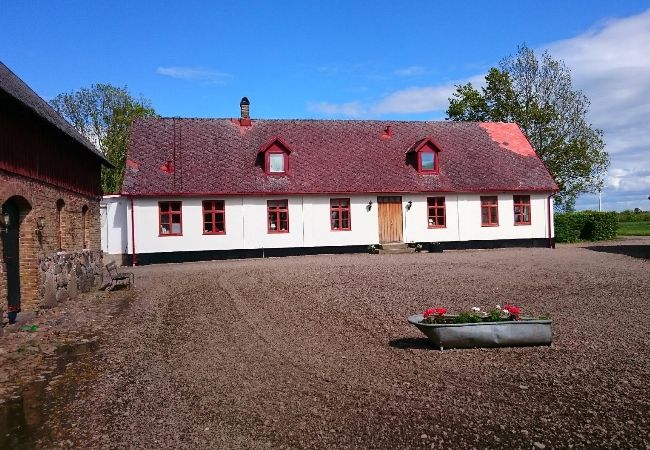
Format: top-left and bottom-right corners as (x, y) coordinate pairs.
(555, 211), (619, 243)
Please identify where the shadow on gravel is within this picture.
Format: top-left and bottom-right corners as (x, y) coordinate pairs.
(585, 244), (650, 260)
(388, 337), (437, 350)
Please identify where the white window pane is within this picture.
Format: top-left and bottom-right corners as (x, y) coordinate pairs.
(269, 154), (285, 172)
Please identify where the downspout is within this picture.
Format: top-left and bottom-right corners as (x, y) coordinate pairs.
(130, 196), (137, 266)
(547, 194), (555, 249)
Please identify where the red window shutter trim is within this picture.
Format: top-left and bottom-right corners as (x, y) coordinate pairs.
(202, 200), (226, 235)
(330, 198), (351, 231)
(418, 149), (440, 174)
(159, 201), (183, 236)
(513, 195), (532, 225)
(480, 196), (499, 227)
(267, 199), (289, 233)
(427, 196), (446, 228)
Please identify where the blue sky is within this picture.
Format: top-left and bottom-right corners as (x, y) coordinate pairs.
(2, 1), (649, 210)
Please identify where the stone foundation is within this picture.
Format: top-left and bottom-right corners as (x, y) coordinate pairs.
(38, 250), (103, 308)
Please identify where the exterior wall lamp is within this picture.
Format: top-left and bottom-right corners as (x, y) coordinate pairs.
(35, 216), (45, 232)
(406, 200), (413, 210)
(367, 200), (373, 211)
(0, 206), (10, 233)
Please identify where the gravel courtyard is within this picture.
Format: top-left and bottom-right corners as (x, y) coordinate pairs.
(40, 239), (649, 448)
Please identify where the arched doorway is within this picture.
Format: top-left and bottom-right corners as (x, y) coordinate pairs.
(1, 196), (31, 323)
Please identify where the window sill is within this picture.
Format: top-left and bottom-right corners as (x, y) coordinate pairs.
(330, 228), (351, 232)
(203, 232), (226, 235)
(427, 225), (446, 229)
(481, 224), (499, 227)
(159, 233), (183, 237)
(268, 230), (289, 234)
(514, 222), (531, 226)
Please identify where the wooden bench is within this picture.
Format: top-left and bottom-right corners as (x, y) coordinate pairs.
(104, 262), (134, 290)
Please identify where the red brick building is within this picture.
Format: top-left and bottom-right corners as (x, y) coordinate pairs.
(1, 62), (112, 322)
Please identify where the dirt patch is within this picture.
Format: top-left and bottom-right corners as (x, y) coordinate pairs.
(13, 238), (650, 448)
(0, 286), (133, 448)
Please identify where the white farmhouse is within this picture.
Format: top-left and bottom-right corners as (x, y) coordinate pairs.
(102, 98), (558, 265)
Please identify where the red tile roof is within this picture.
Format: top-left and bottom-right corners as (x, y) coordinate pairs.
(122, 118), (558, 196)
(0, 61), (112, 167)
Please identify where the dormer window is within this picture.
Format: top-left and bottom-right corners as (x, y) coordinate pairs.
(409, 137), (442, 174)
(260, 136), (292, 176)
(268, 152), (286, 173)
(419, 151), (436, 172)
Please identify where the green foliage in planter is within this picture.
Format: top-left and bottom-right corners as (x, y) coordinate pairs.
(454, 312), (483, 323)
(555, 211), (618, 243)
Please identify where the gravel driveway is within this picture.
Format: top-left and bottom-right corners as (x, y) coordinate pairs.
(41, 239), (650, 448)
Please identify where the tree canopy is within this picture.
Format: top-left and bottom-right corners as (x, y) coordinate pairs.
(447, 45), (609, 211)
(50, 84), (157, 193)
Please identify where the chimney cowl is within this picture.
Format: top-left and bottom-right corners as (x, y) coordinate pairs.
(239, 97), (251, 125)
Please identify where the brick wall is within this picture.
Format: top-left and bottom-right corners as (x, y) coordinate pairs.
(1, 170), (101, 311)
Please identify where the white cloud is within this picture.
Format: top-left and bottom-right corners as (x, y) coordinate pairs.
(370, 85), (454, 115)
(309, 9), (650, 210)
(156, 66), (231, 84)
(394, 66), (426, 76)
(546, 8), (650, 209)
(308, 73), (484, 118)
(307, 101), (364, 117)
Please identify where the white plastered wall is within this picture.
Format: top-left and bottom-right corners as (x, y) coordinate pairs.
(120, 192), (553, 255)
(100, 196), (129, 255)
(455, 193), (552, 241)
(129, 195), (381, 254)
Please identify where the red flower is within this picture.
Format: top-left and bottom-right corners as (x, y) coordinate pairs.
(435, 308), (447, 316)
(423, 308), (436, 319)
(503, 304), (521, 319)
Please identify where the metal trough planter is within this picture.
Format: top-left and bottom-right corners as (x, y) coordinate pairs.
(407, 314), (553, 350)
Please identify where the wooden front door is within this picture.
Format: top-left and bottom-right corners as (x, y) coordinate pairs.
(377, 196), (403, 243)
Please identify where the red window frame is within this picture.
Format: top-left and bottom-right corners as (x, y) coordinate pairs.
(267, 200), (289, 233)
(513, 195), (531, 225)
(417, 149), (439, 174)
(480, 196), (499, 227)
(202, 200), (226, 235)
(265, 151), (289, 175)
(330, 198), (351, 231)
(427, 197), (446, 228)
(159, 201), (183, 236)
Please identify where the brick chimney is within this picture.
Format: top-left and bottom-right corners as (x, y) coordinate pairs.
(240, 97), (251, 126)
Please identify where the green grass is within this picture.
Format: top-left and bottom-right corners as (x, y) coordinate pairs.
(617, 221), (650, 236)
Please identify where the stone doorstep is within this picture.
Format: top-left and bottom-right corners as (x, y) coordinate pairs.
(379, 243), (416, 254)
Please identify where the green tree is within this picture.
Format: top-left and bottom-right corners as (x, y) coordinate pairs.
(447, 45), (609, 211)
(50, 84), (157, 193)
